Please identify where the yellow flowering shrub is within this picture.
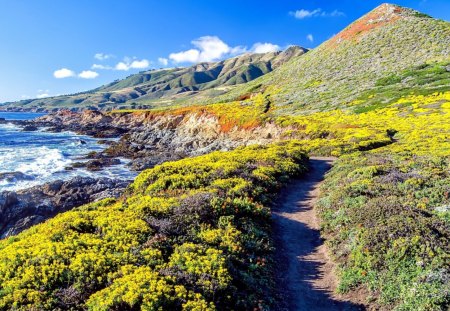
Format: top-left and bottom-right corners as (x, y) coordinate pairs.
(0, 141), (308, 310)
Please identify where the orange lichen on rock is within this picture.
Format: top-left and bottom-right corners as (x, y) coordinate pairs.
(327, 4), (406, 46)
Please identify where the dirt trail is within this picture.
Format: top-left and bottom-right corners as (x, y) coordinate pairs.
(272, 157), (365, 311)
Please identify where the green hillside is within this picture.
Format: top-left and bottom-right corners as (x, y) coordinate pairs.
(0, 46), (306, 112)
(219, 3), (450, 114)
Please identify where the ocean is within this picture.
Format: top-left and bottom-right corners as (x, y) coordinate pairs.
(0, 112), (134, 191)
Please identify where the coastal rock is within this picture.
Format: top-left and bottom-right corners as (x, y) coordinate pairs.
(111, 112), (286, 159)
(21, 125), (38, 131)
(0, 177), (130, 238)
(27, 109), (291, 171)
(0, 172), (34, 182)
(31, 110), (129, 138)
(70, 158), (121, 171)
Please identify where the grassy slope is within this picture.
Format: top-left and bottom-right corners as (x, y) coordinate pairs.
(215, 4), (450, 114)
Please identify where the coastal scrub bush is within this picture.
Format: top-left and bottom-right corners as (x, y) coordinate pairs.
(0, 141), (308, 310)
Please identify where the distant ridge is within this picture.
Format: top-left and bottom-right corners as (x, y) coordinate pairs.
(1, 46), (307, 112)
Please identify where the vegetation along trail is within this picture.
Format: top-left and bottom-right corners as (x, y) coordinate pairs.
(273, 157), (365, 311)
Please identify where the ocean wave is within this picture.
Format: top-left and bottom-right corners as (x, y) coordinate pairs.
(0, 123), (20, 131)
(0, 124), (134, 192)
(16, 147), (72, 178)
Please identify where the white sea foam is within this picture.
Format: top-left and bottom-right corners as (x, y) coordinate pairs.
(0, 146), (72, 191)
(0, 123), (20, 131)
(0, 123), (136, 192)
(16, 147), (71, 178)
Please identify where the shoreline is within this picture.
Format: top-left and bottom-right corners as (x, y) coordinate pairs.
(0, 112), (137, 237)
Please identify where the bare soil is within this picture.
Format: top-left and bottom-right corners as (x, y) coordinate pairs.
(272, 157), (367, 311)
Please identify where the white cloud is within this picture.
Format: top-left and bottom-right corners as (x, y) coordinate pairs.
(37, 93), (50, 99)
(169, 49), (200, 63)
(329, 10), (345, 17)
(94, 53), (113, 61)
(53, 68), (75, 79)
(92, 64), (113, 70)
(169, 36), (245, 64)
(130, 59), (150, 69)
(114, 58), (151, 71)
(307, 34), (314, 42)
(36, 90), (50, 98)
(115, 62), (130, 71)
(290, 8), (345, 19)
(53, 68), (100, 79)
(290, 9), (321, 19)
(158, 57), (169, 66)
(251, 42), (280, 53)
(92, 57), (151, 71)
(78, 70), (99, 79)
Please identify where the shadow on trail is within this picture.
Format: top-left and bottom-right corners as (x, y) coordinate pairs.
(272, 158), (365, 311)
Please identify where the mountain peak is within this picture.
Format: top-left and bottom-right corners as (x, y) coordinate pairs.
(369, 3), (427, 19)
(327, 3), (430, 45)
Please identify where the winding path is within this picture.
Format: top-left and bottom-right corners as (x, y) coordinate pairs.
(272, 157), (365, 311)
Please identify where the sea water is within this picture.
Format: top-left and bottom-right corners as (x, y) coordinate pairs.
(0, 112), (135, 191)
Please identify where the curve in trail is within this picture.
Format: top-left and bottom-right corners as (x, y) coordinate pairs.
(272, 157), (365, 311)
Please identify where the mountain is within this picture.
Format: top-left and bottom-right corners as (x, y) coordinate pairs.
(220, 3), (450, 113)
(1, 46), (307, 112)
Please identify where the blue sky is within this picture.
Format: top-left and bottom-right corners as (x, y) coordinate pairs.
(0, 0), (449, 102)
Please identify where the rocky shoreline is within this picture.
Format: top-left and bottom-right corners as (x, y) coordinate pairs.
(1, 108), (283, 237)
(0, 111), (134, 237)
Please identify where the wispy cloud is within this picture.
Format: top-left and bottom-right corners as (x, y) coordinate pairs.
(158, 57), (169, 66)
(78, 70), (99, 79)
(290, 8), (345, 19)
(290, 9), (321, 19)
(53, 68), (76, 79)
(94, 53), (114, 61)
(91, 64), (113, 70)
(307, 34), (314, 42)
(36, 89), (50, 98)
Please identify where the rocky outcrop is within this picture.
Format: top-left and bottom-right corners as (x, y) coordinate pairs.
(21, 109), (288, 171)
(0, 177), (129, 238)
(31, 110), (128, 138)
(0, 172), (34, 183)
(102, 111), (287, 170)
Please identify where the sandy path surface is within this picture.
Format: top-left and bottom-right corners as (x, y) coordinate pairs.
(272, 157), (366, 311)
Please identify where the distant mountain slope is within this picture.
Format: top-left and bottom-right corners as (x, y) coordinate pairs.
(1, 46), (307, 112)
(220, 3), (450, 113)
